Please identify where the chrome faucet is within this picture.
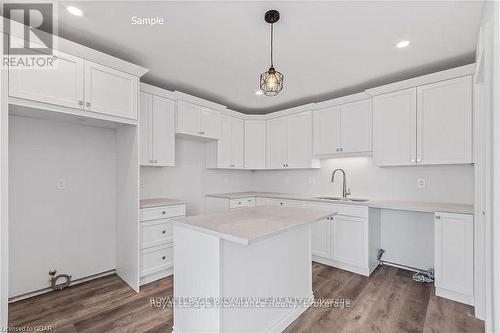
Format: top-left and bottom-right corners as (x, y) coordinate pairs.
(331, 168), (351, 199)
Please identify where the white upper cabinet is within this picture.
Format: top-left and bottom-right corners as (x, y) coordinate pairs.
(152, 96), (176, 166)
(287, 111), (314, 168)
(313, 105), (340, 155)
(417, 76), (472, 165)
(266, 117), (288, 168)
(9, 50), (84, 110)
(177, 100), (220, 139)
(140, 92), (153, 165)
(140, 92), (176, 167)
(84, 61), (138, 120)
(373, 75), (472, 166)
(266, 111), (318, 169)
(313, 99), (372, 156)
(373, 88), (417, 166)
(340, 99), (372, 153)
(206, 115), (244, 169)
(244, 120), (266, 169)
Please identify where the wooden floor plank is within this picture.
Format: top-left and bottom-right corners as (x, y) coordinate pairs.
(8, 263), (483, 333)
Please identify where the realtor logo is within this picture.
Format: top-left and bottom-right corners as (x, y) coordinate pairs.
(3, 3), (54, 55)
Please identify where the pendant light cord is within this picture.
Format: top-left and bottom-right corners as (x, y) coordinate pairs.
(270, 23), (274, 67)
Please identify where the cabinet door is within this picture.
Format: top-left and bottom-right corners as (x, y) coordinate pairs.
(372, 88), (417, 166)
(303, 203), (335, 258)
(230, 117), (244, 168)
(434, 213), (474, 304)
(177, 100), (201, 136)
(340, 99), (372, 153)
(266, 117), (288, 168)
(9, 49), (84, 109)
(244, 120), (266, 169)
(84, 61), (138, 120)
(287, 111), (313, 168)
(217, 115), (232, 168)
(139, 92), (153, 166)
(200, 107), (220, 139)
(331, 216), (366, 267)
(313, 106), (340, 155)
(417, 76), (472, 165)
(152, 96), (176, 167)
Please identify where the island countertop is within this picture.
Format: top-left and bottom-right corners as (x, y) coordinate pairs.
(173, 206), (336, 245)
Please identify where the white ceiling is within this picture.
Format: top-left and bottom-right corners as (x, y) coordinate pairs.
(54, 1), (483, 114)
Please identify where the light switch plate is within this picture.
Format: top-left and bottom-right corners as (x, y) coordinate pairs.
(417, 178), (426, 189)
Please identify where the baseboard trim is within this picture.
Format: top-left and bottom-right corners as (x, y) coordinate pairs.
(312, 256), (371, 276)
(436, 287), (474, 306)
(9, 269), (116, 302)
(140, 267), (173, 286)
(264, 293), (314, 333)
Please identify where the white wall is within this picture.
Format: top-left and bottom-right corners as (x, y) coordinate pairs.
(9, 116), (116, 297)
(253, 157), (474, 204)
(140, 138), (255, 216)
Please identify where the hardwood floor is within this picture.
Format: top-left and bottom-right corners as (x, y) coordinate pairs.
(9, 263), (484, 333)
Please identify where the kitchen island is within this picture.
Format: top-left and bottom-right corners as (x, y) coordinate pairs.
(172, 206), (336, 333)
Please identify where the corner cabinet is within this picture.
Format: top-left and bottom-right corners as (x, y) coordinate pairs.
(206, 115), (244, 169)
(9, 54), (138, 120)
(176, 100), (220, 139)
(434, 212), (474, 305)
(266, 111), (319, 169)
(244, 120), (266, 169)
(140, 92), (176, 167)
(313, 99), (372, 156)
(372, 75), (472, 166)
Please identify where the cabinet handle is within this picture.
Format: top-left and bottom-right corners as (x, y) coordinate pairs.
(280, 202), (284, 206)
(336, 148), (339, 152)
(435, 215), (441, 219)
(162, 256), (166, 260)
(340, 148), (343, 152)
(162, 230), (166, 234)
(238, 201), (242, 205)
(86, 102), (91, 107)
(78, 100), (83, 106)
(162, 211), (166, 214)
(199, 131), (206, 135)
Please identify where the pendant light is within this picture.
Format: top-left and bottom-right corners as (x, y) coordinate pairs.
(260, 10), (284, 96)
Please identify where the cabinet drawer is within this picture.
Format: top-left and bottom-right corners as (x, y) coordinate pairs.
(332, 204), (368, 218)
(140, 205), (185, 221)
(140, 220), (173, 249)
(140, 244), (173, 277)
(229, 197), (255, 209)
(266, 198), (302, 207)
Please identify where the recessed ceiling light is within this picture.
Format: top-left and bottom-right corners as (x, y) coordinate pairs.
(255, 90), (263, 96)
(66, 6), (83, 16)
(396, 40), (410, 48)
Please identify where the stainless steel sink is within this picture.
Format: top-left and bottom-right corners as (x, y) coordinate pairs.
(315, 196), (369, 203)
(315, 196), (343, 201)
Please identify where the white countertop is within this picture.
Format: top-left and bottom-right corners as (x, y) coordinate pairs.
(206, 191), (474, 214)
(174, 206), (336, 245)
(140, 198), (185, 209)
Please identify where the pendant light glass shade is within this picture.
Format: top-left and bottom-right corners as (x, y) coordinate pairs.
(260, 10), (284, 96)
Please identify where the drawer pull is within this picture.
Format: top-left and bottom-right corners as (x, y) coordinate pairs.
(162, 211), (166, 214)
(238, 201), (242, 205)
(162, 256), (166, 260)
(162, 230), (166, 234)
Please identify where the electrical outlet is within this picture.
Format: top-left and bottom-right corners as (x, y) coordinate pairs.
(56, 178), (66, 190)
(417, 178), (426, 189)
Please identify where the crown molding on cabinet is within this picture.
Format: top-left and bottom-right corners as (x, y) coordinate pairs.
(314, 92), (371, 110)
(140, 83), (176, 99)
(365, 64), (475, 96)
(0, 17), (149, 77)
(174, 91), (227, 112)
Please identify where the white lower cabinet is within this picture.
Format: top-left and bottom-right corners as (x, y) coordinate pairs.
(302, 202), (377, 276)
(205, 196), (256, 212)
(139, 204), (185, 285)
(434, 212), (474, 305)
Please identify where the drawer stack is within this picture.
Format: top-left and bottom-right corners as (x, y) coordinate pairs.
(139, 203), (186, 285)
